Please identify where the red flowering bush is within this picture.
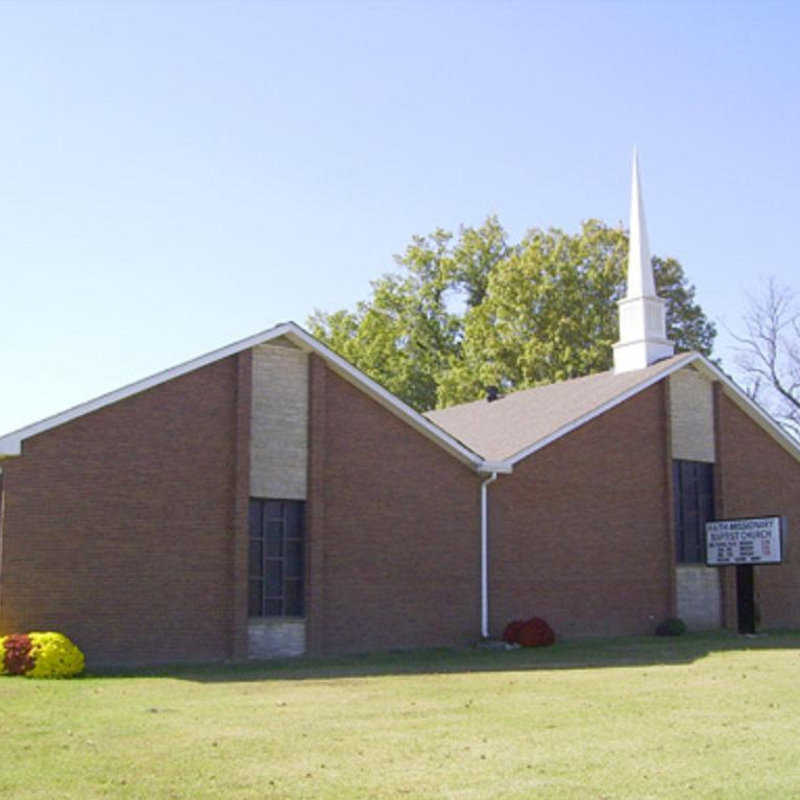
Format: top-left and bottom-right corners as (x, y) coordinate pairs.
(502, 617), (555, 647)
(2, 633), (35, 675)
(502, 620), (525, 644)
(517, 617), (556, 647)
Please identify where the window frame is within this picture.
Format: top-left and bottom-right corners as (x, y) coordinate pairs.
(673, 459), (715, 564)
(248, 498), (306, 618)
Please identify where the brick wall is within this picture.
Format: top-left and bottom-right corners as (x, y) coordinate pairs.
(11, 343), (797, 665)
(717, 393), (800, 629)
(489, 382), (673, 638)
(307, 356), (481, 654)
(0, 355), (248, 666)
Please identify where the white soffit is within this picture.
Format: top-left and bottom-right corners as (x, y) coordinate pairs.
(3, 331), (796, 470)
(280, 326), (485, 469)
(691, 358), (800, 464)
(504, 352), (696, 465)
(0, 322), (485, 470)
(0, 322), (297, 458)
(505, 353), (800, 467)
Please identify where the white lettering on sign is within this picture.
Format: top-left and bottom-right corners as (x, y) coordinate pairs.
(705, 517), (783, 566)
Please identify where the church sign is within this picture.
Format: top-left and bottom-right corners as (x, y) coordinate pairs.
(705, 516), (784, 566)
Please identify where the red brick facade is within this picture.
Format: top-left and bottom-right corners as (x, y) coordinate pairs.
(489, 383), (674, 637)
(0, 355), (248, 665)
(307, 356), (482, 653)
(3, 348), (800, 666)
(716, 393), (800, 629)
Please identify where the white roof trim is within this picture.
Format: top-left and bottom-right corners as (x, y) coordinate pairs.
(691, 356), (800, 463)
(279, 325), (485, 469)
(0, 322), (485, 470)
(501, 352), (698, 466)
(0, 321), (295, 458)
(4, 331), (796, 471)
(477, 461), (514, 475)
(500, 351), (800, 467)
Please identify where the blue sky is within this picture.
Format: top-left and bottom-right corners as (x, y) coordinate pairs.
(1, 1), (798, 432)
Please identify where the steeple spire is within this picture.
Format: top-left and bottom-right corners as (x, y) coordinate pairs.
(612, 150), (674, 373)
(627, 148), (655, 298)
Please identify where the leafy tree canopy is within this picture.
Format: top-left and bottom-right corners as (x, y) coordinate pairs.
(308, 216), (716, 412)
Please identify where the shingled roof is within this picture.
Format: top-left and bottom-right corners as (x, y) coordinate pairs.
(426, 352), (698, 463)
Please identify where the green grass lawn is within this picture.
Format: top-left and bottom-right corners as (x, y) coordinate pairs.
(2, 631), (800, 799)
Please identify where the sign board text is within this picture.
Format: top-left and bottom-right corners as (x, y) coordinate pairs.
(705, 516), (783, 566)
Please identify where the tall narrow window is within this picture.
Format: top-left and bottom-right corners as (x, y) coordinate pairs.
(248, 498), (305, 617)
(673, 460), (715, 563)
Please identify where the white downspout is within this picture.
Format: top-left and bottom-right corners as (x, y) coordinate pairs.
(480, 471), (498, 639)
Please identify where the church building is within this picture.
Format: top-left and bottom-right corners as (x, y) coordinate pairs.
(1, 157), (798, 666)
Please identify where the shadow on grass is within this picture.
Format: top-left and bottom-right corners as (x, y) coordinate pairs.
(90, 630), (800, 683)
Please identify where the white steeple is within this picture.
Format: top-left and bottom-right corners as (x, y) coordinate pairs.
(612, 149), (674, 373)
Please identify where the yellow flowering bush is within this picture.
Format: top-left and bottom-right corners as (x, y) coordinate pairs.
(0, 631), (84, 678)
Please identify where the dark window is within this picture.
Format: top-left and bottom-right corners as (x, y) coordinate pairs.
(673, 460), (715, 563)
(248, 498), (305, 617)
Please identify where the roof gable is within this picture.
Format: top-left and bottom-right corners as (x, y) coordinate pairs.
(427, 353), (800, 466)
(426, 353), (694, 462)
(4, 326), (798, 472)
(690, 357), (800, 464)
(0, 322), (486, 470)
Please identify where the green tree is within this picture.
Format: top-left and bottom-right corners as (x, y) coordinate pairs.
(308, 217), (716, 411)
(308, 217), (509, 411)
